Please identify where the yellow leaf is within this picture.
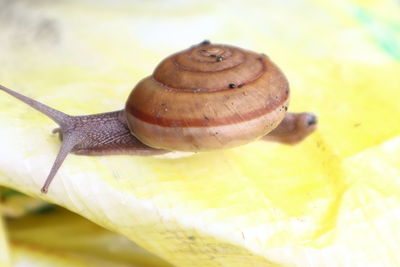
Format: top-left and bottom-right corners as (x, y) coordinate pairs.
(0, 0), (399, 266)
(0, 213), (11, 266)
(7, 207), (171, 267)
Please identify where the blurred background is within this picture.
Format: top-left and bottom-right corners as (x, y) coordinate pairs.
(0, 0), (399, 266)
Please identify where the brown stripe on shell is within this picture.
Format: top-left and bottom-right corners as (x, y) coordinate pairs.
(126, 94), (288, 127)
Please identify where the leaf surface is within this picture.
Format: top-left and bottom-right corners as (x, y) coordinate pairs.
(0, 0), (399, 266)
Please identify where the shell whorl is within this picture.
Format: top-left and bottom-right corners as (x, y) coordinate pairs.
(125, 42), (290, 151)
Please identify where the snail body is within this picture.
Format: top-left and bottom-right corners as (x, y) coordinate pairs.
(0, 41), (317, 193)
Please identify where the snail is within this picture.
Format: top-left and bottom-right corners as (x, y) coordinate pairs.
(0, 41), (317, 194)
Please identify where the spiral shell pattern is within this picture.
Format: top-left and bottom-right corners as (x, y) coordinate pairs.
(125, 42), (289, 151)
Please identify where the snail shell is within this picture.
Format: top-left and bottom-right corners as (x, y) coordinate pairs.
(126, 43), (290, 151)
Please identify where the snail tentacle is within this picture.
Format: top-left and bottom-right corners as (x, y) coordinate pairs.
(0, 85), (166, 193)
(41, 131), (80, 193)
(263, 112), (317, 144)
(0, 84), (72, 128)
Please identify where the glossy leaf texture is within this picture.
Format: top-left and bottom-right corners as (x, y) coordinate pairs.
(0, 0), (399, 266)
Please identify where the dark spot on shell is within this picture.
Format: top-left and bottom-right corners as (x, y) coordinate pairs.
(238, 84), (243, 88)
(204, 116), (209, 121)
(199, 40), (210, 45)
(284, 106), (288, 111)
(261, 53), (266, 56)
(285, 90), (289, 95)
(210, 54), (217, 57)
(229, 83), (236, 88)
(188, 236), (196, 240)
(216, 56), (224, 62)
